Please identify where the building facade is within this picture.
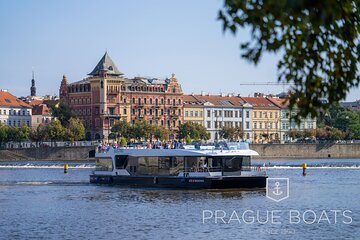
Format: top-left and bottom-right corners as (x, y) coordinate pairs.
(60, 52), (183, 140)
(31, 104), (55, 130)
(183, 95), (204, 126)
(0, 90), (32, 127)
(183, 94), (253, 142)
(241, 97), (280, 143)
(268, 97), (317, 142)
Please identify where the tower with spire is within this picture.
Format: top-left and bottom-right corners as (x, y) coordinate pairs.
(59, 74), (69, 102)
(30, 71), (36, 97)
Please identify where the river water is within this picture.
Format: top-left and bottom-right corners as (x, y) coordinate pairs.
(0, 159), (359, 240)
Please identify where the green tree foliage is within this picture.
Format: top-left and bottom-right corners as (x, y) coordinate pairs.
(47, 120), (66, 141)
(219, 126), (244, 141)
(119, 136), (127, 146)
(49, 102), (75, 125)
(17, 124), (30, 143)
(66, 117), (85, 142)
(219, 1), (360, 120)
(111, 120), (132, 139)
(151, 125), (169, 141)
(132, 120), (152, 141)
(30, 124), (48, 143)
(318, 104), (360, 139)
(0, 123), (8, 148)
(177, 122), (210, 141)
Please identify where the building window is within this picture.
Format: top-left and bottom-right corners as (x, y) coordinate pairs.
(190, 111), (193, 117)
(207, 110), (211, 117)
(254, 122), (257, 129)
(235, 111), (238, 118)
(144, 98), (147, 104)
(185, 111), (188, 117)
(138, 98), (141, 104)
(207, 121), (211, 128)
(173, 99), (175, 106)
(270, 112), (273, 118)
(246, 111), (249, 118)
(155, 99), (158, 105)
(150, 98), (153, 104)
(178, 99), (181, 105)
(132, 98), (135, 104)
(167, 99), (170, 105)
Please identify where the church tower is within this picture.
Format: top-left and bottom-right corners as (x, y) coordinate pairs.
(30, 71), (36, 96)
(59, 74), (69, 102)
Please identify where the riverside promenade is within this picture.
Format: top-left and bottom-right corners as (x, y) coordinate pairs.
(0, 143), (360, 161)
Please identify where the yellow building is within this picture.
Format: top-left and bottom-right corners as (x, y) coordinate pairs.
(183, 95), (204, 126)
(241, 97), (280, 143)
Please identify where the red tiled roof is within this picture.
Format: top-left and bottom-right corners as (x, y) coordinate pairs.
(32, 104), (51, 116)
(0, 91), (31, 108)
(27, 99), (44, 106)
(241, 97), (279, 109)
(267, 97), (289, 108)
(184, 94), (245, 107)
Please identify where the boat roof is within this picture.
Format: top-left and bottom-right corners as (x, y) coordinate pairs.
(96, 148), (259, 157)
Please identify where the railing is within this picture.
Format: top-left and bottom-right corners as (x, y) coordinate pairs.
(184, 167), (222, 173)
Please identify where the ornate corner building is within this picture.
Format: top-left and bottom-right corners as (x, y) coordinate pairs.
(59, 52), (183, 140)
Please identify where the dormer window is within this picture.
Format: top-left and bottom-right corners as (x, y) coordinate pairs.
(108, 66), (113, 71)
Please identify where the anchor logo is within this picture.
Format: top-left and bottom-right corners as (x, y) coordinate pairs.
(266, 178), (289, 202)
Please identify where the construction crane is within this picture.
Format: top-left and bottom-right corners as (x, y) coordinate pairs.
(239, 82), (294, 93)
(239, 82), (293, 86)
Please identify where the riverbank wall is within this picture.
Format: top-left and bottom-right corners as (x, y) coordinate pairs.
(251, 143), (360, 159)
(0, 143), (359, 161)
(0, 146), (95, 161)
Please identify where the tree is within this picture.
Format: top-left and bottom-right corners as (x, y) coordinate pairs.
(219, 126), (236, 141)
(151, 125), (169, 141)
(177, 122), (210, 141)
(0, 123), (8, 148)
(49, 102), (75, 126)
(132, 120), (151, 141)
(47, 120), (66, 141)
(119, 136), (127, 147)
(30, 124), (48, 144)
(111, 120), (132, 139)
(16, 124), (30, 143)
(219, 1), (360, 120)
(66, 117), (85, 142)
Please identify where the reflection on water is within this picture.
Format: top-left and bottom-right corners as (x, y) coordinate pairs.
(0, 159), (359, 240)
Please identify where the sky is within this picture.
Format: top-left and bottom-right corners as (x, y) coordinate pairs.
(0, 0), (358, 101)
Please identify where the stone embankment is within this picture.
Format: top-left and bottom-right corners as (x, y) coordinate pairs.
(0, 143), (359, 161)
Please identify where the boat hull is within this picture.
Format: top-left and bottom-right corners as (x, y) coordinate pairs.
(89, 175), (267, 189)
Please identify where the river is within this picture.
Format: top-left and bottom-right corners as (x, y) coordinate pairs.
(0, 159), (359, 240)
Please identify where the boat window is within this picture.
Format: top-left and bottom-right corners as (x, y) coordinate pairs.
(95, 157), (113, 171)
(223, 157), (242, 172)
(242, 156), (251, 171)
(221, 156), (251, 172)
(115, 155), (128, 169)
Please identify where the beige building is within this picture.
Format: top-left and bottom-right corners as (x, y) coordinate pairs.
(241, 97), (280, 143)
(183, 95), (204, 126)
